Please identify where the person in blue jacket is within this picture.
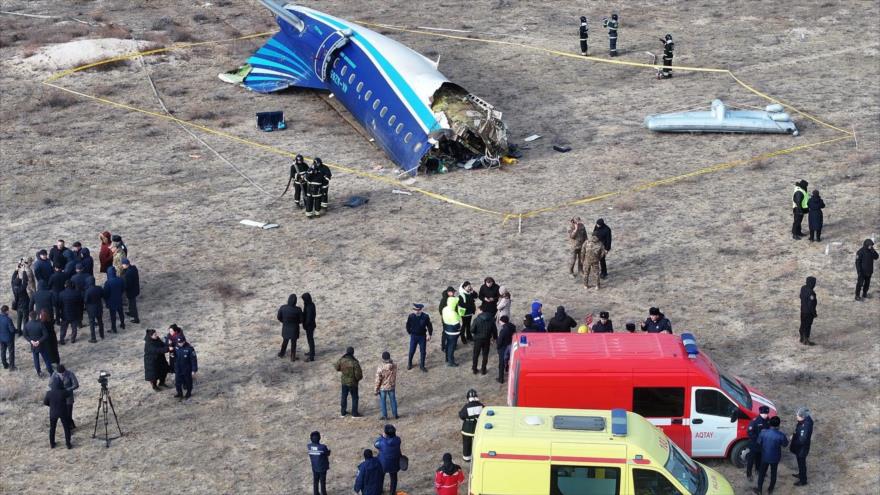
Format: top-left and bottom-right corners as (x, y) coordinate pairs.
(79, 248), (94, 277)
(529, 300), (546, 332)
(103, 266), (125, 333)
(755, 416), (788, 495)
(374, 424), (403, 495)
(307, 431), (330, 495)
(0, 305), (16, 370)
(33, 250), (53, 287)
(790, 407), (814, 487)
(121, 258), (140, 324)
(354, 449), (384, 495)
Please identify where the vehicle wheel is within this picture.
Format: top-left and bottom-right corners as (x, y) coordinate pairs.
(729, 440), (749, 468)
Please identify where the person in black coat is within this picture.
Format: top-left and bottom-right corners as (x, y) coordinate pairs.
(855, 239), (878, 301)
(121, 259), (140, 323)
(48, 240), (68, 270)
(301, 293), (317, 361)
(103, 266), (125, 333)
(578, 16), (589, 55)
(470, 307), (497, 375)
(593, 218), (612, 278)
(144, 329), (169, 391)
(24, 314), (53, 376)
(477, 278), (500, 316)
(48, 265), (66, 323)
(790, 407), (814, 486)
(59, 281), (83, 344)
(496, 316), (516, 384)
(44, 378), (73, 449)
(39, 309), (61, 365)
(84, 276), (105, 342)
(591, 311), (614, 333)
(12, 271), (30, 333)
(807, 190), (825, 242)
(276, 293), (302, 361)
(641, 307), (672, 333)
(799, 277), (818, 345)
(546, 306), (577, 332)
(406, 303), (433, 371)
(70, 264), (89, 295)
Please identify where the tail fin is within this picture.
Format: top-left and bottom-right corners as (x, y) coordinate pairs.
(242, 31), (326, 93)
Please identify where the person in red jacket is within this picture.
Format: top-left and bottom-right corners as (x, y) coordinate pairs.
(98, 231), (113, 274)
(434, 453), (464, 495)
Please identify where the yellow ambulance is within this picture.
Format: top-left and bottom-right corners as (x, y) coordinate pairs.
(469, 407), (733, 495)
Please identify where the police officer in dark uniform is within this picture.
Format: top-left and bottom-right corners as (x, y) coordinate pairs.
(316, 158), (332, 214)
(173, 335), (198, 399)
(746, 405), (770, 481)
(578, 16), (589, 56)
(603, 13), (619, 57)
(291, 154), (308, 209)
(790, 407), (813, 487)
(304, 159), (324, 218)
(660, 34), (674, 78)
(458, 389), (483, 462)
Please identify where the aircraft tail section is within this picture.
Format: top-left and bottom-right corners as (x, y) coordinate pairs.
(240, 31), (327, 93)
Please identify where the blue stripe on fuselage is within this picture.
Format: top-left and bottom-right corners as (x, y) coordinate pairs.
(303, 10), (439, 133)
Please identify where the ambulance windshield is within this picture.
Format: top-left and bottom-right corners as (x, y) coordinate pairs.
(664, 441), (707, 495)
(718, 371), (752, 410)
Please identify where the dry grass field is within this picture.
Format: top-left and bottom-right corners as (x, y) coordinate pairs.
(1, 1), (878, 494)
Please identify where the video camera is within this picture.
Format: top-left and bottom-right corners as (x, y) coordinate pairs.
(98, 370), (111, 387)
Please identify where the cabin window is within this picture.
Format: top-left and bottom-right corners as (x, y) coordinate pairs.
(348, 73), (356, 85)
(550, 465), (620, 495)
(395, 123), (404, 135)
(340, 65), (348, 76)
(388, 115), (396, 126)
(356, 82), (364, 93)
(372, 99), (381, 110)
(695, 389), (738, 418)
(632, 469), (680, 495)
(380, 106), (388, 118)
(403, 132), (413, 143)
(413, 142), (423, 153)
(632, 387), (685, 418)
(364, 90), (372, 100)
(333, 58), (340, 69)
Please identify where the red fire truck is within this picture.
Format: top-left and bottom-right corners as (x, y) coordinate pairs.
(507, 332), (776, 466)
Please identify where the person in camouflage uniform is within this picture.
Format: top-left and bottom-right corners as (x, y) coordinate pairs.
(334, 346), (364, 417)
(568, 217), (588, 276)
(581, 233), (607, 289)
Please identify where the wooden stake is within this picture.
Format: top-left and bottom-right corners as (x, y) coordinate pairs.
(852, 125), (858, 150)
(518, 214), (522, 234)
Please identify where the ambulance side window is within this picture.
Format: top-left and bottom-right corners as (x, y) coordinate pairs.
(695, 389), (738, 417)
(550, 465), (620, 495)
(632, 387), (685, 417)
(632, 469), (684, 495)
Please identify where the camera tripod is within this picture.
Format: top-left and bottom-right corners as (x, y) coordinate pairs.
(92, 382), (123, 448)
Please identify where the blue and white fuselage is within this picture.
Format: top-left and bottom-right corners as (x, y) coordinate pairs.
(234, 2), (507, 175)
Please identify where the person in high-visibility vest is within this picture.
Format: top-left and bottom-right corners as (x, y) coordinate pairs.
(441, 287), (463, 366)
(791, 180), (809, 239)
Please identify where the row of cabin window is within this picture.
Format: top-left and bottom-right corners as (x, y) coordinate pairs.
(333, 56), (424, 153)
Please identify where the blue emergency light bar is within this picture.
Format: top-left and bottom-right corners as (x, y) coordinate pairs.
(681, 333), (699, 359)
(519, 335), (528, 346)
(611, 408), (627, 436)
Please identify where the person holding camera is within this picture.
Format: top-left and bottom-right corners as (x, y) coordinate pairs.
(173, 335), (198, 399)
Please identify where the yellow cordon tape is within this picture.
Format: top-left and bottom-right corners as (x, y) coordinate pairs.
(42, 27), (854, 222)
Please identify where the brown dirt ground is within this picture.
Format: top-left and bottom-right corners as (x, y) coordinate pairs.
(1, 1), (878, 494)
